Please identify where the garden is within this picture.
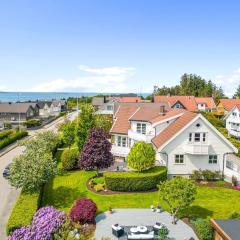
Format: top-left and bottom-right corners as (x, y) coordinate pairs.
(6, 104), (240, 240)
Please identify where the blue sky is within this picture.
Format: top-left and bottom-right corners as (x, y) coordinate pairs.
(0, 0), (240, 96)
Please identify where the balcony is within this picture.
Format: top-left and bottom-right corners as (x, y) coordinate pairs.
(229, 129), (240, 138)
(185, 143), (209, 155)
(128, 129), (155, 143)
(111, 145), (130, 157)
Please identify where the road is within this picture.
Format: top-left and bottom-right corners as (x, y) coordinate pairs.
(0, 111), (78, 239)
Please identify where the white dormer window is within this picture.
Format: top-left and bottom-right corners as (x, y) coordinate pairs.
(136, 123), (146, 134)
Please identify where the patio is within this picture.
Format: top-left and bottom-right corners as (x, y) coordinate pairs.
(95, 209), (198, 240)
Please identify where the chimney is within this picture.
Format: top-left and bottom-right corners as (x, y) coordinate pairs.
(103, 96), (107, 103)
(160, 105), (165, 115)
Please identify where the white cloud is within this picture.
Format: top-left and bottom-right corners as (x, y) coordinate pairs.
(0, 85), (8, 91)
(31, 65), (136, 92)
(214, 68), (240, 97)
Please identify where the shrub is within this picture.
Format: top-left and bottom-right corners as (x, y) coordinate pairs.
(6, 190), (42, 235)
(104, 166), (167, 191)
(229, 212), (240, 219)
(193, 218), (213, 240)
(158, 225), (169, 240)
(94, 183), (105, 192)
(232, 175), (238, 186)
(4, 122), (12, 129)
(92, 176), (105, 185)
(0, 130), (13, 140)
(23, 119), (42, 128)
(190, 169), (221, 181)
(8, 206), (66, 240)
(61, 148), (79, 171)
(190, 170), (203, 180)
(127, 141), (155, 171)
(69, 198), (97, 224)
(202, 170), (217, 181)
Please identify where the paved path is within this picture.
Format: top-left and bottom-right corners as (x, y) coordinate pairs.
(0, 111), (78, 239)
(95, 209), (198, 240)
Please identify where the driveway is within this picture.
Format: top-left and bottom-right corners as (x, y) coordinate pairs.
(0, 111), (78, 239)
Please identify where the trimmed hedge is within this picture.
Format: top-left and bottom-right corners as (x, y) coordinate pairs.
(6, 189), (42, 235)
(0, 130), (13, 140)
(104, 166), (167, 191)
(23, 119), (42, 128)
(0, 130), (28, 150)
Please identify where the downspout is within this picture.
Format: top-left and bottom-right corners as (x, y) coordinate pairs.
(222, 152), (235, 180)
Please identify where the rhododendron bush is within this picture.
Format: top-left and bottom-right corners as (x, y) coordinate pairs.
(8, 206), (66, 240)
(69, 198), (97, 224)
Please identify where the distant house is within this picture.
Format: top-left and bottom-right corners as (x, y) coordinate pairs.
(210, 219), (240, 240)
(224, 104), (240, 139)
(216, 99), (240, 116)
(154, 95), (216, 112)
(0, 102), (36, 124)
(37, 101), (52, 118)
(110, 105), (238, 181)
(92, 96), (142, 115)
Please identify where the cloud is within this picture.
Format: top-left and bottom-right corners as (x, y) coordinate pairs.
(214, 68), (240, 97)
(0, 85), (8, 91)
(31, 65), (136, 92)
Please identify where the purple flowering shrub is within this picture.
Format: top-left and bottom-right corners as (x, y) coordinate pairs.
(69, 198), (97, 224)
(79, 128), (114, 170)
(8, 206), (66, 240)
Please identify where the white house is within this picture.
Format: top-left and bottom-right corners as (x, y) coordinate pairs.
(224, 104), (240, 139)
(110, 105), (238, 182)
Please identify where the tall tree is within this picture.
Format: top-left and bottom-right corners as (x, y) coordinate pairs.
(234, 84), (240, 98)
(158, 177), (196, 224)
(76, 104), (96, 151)
(62, 121), (76, 148)
(79, 128), (114, 173)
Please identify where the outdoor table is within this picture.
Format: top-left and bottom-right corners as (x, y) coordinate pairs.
(130, 227), (138, 234)
(137, 226), (148, 233)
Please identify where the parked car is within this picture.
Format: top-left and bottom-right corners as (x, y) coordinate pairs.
(3, 163), (11, 178)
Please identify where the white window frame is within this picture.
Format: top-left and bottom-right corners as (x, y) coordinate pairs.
(209, 155), (218, 164)
(189, 132), (207, 143)
(174, 154), (185, 164)
(136, 123), (146, 135)
(117, 136), (128, 147)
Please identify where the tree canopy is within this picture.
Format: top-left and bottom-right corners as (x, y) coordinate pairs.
(234, 84), (240, 98)
(127, 141), (155, 171)
(62, 121), (76, 148)
(158, 177), (196, 224)
(154, 73), (225, 100)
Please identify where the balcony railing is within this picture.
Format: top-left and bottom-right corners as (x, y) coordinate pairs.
(128, 129), (155, 143)
(185, 143), (209, 155)
(229, 129), (240, 138)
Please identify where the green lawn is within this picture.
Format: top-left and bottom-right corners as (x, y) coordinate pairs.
(42, 169), (240, 219)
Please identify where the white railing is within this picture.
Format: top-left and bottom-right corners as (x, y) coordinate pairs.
(185, 143), (209, 155)
(111, 145), (130, 157)
(128, 129), (155, 143)
(229, 129), (240, 138)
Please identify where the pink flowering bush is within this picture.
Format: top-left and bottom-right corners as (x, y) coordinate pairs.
(69, 198), (97, 224)
(234, 185), (240, 191)
(8, 206), (66, 240)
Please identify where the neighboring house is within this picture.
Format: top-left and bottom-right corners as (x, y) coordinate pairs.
(153, 95), (198, 112)
(154, 95), (216, 112)
(37, 101), (52, 118)
(50, 100), (67, 116)
(0, 121), (4, 130)
(210, 219), (240, 240)
(224, 104), (240, 139)
(195, 97), (216, 112)
(216, 99), (240, 117)
(92, 96), (142, 115)
(110, 105), (238, 181)
(0, 102), (36, 123)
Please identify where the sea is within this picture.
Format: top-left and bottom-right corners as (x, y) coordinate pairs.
(0, 92), (150, 102)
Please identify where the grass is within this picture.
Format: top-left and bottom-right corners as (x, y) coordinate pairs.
(42, 168), (240, 219)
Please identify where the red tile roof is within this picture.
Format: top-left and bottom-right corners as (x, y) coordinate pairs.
(118, 97), (142, 103)
(195, 97), (216, 109)
(219, 99), (240, 111)
(152, 112), (197, 148)
(110, 106), (138, 134)
(154, 96), (198, 112)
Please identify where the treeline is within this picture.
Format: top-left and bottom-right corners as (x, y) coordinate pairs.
(153, 73), (225, 100)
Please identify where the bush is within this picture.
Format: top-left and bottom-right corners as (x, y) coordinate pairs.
(0, 130), (13, 140)
(202, 170), (217, 181)
(4, 122), (12, 129)
(192, 218), (213, 240)
(158, 225), (169, 240)
(92, 176), (105, 185)
(127, 141), (156, 171)
(229, 212), (240, 219)
(23, 119), (42, 128)
(6, 190), (42, 235)
(0, 130), (28, 150)
(190, 169), (221, 181)
(104, 166), (167, 191)
(69, 198), (97, 224)
(190, 170), (203, 180)
(94, 183), (105, 192)
(61, 148), (79, 171)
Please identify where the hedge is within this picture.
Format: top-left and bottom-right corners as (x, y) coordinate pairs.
(6, 189), (42, 235)
(104, 166), (167, 191)
(0, 130), (13, 140)
(0, 130), (28, 150)
(23, 119), (42, 128)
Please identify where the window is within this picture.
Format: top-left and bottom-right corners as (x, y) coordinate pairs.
(175, 103), (182, 109)
(194, 133), (201, 142)
(117, 136), (128, 147)
(209, 155), (218, 164)
(202, 133), (206, 142)
(107, 105), (113, 111)
(175, 155), (184, 164)
(136, 123), (146, 134)
(189, 133), (192, 142)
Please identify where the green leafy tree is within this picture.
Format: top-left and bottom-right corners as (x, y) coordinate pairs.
(61, 148), (79, 171)
(76, 104), (96, 151)
(62, 121), (76, 148)
(234, 84), (240, 98)
(158, 177), (196, 224)
(127, 141), (155, 171)
(9, 149), (56, 192)
(95, 114), (112, 133)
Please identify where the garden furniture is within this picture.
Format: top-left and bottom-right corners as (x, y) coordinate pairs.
(112, 224), (124, 237)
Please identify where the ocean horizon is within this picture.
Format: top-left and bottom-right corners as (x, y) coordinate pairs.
(0, 92), (150, 102)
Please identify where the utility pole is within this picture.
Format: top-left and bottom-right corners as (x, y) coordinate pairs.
(18, 92), (20, 130)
